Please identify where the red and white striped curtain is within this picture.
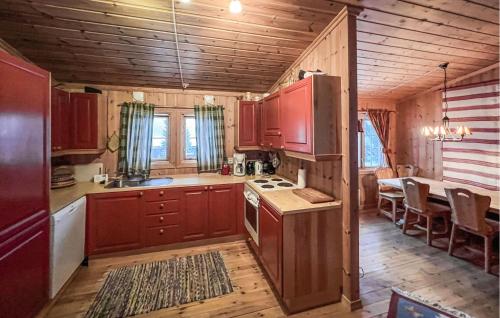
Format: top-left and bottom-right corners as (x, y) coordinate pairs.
(442, 80), (499, 191)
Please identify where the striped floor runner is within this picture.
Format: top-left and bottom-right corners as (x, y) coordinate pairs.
(85, 251), (233, 317)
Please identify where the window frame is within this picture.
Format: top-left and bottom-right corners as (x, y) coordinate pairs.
(358, 112), (386, 170)
(150, 110), (175, 170)
(177, 111), (197, 168)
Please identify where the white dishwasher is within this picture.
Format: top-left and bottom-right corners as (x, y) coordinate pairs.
(50, 196), (86, 299)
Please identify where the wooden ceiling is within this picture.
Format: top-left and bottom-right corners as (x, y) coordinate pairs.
(0, 0), (498, 99)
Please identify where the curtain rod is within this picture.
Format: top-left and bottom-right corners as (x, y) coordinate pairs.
(117, 104), (225, 110)
(358, 108), (395, 113)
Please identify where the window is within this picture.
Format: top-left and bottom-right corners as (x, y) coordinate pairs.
(183, 115), (197, 160)
(358, 113), (385, 168)
(151, 115), (169, 161)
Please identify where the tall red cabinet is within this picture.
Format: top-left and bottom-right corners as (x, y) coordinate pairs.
(0, 50), (50, 317)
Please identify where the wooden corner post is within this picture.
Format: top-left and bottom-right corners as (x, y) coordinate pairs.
(341, 6), (362, 311)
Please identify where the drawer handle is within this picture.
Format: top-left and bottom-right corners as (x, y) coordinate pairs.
(160, 203), (164, 209)
(159, 216), (164, 222)
(159, 229), (164, 234)
(159, 190), (164, 196)
(138, 192), (144, 197)
(204, 186), (208, 190)
(280, 145), (284, 149)
(209, 186), (213, 190)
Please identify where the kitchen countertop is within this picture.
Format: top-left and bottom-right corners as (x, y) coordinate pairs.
(246, 182), (342, 215)
(50, 173), (342, 216)
(50, 173), (256, 213)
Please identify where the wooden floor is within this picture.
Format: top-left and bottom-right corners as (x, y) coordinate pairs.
(44, 212), (499, 318)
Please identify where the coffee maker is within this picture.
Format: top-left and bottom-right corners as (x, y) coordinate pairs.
(233, 153), (246, 176)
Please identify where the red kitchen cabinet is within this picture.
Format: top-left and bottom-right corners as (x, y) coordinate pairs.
(143, 188), (182, 247)
(208, 184), (237, 237)
(281, 77), (313, 153)
(261, 91), (282, 149)
(259, 200), (283, 296)
(0, 50), (50, 317)
(87, 191), (144, 255)
(182, 186), (209, 241)
(51, 88), (71, 152)
(280, 75), (341, 161)
(235, 101), (260, 150)
(71, 93), (99, 150)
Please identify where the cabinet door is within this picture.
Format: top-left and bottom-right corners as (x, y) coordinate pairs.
(87, 191), (143, 255)
(208, 184), (236, 237)
(71, 93), (98, 149)
(261, 92), (282, 148)
(0, 50), (50, 231)
(281, 77), (312, 153)
(259, 200), (282, 295)
(0, 217), (49, 318)
(238, 101), (259, 147)
(51, 88), (71, 152)
(182, 187), (209, 241)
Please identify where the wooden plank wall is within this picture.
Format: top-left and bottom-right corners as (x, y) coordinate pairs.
(273, 6), (361, 308)
(395, 65), (499, 180)
(61, 83), (244, 176)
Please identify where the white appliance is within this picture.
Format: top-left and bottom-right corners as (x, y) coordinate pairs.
(248, 177), (299, 192)
(243, 184), (260, 245)
(254, 160), (263, 176)
(50, 197), (86, 299)
(233, 153), (246, 176)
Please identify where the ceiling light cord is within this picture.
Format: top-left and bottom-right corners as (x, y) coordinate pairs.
(171, 0), (188, 89)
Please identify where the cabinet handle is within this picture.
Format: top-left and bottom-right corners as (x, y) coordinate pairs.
(278, 132), (282, 136)
(159, 216), (164, 222)
(260, 143), (264, 146)
(159, 203), (164, 209)
(209, 186), (213, 190)
(204, 186), (208, 190)
(159, 229), (164, 234)
(159, 190), (164, 196)
(138, 192), (144, 197)
(58, 146), (62, 150)
(269, 143), (273, 146)
(280, 145), (285, 149)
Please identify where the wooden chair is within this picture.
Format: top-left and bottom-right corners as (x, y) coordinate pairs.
(445, 188), (499, 273)
(401, 178), (451, 246)
(375, 168), (404, 223)
(397, 164), (419, 177)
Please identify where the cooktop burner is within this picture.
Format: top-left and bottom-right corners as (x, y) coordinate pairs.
(254, 179), (269, 183)
(261, 184), (275, 189)
(277, 182), (293, 187)
(271, 178), (283, 181)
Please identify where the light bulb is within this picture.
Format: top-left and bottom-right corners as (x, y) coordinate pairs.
(229, 0), (242, 13)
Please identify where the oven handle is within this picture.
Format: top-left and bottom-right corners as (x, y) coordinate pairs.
(244, 192), (259, 208)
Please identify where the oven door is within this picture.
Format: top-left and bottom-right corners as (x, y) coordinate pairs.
(244, 191), (259, 245)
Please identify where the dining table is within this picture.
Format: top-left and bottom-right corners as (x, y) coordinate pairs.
(377, 177), (499, 216)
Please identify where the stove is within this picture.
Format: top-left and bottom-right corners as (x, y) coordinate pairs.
(249, 177), (298, 191)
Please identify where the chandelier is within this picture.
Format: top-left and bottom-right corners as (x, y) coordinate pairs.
(421, 62), (471, 142)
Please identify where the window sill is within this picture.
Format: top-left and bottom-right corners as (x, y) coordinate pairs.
(177, 160), (197, 168)
(151, 161), (175, 170)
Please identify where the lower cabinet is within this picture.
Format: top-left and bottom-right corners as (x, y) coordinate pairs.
(259, 200), (283, 296)
(255, 199), (343, 314)
(182, 186), (209, 241)
(86, 191), (144, 255)
(86, 184), (240, 256)
(0, 216), (49, 318)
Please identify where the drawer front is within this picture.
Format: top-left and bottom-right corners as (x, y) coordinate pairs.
(144, 199), (181, 215)
(144, 213), (179, 227)
(144, 188), (181, 202)
(145, 225), (180, 247)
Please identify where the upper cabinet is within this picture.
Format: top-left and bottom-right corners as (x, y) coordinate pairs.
(261, 91), (282, 149)
(51, 91), (107, 156)
(281, 75), (341, 161)
(234, 100), (260, 151)
(51, 88), (71, 152)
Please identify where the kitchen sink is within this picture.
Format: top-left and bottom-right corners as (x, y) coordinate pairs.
(104, 177), (174, 188)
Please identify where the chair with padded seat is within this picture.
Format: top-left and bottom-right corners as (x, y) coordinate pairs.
(445, 188), (499, 273)
(401, 178), (451, 246)
(375, 167), (404, 224)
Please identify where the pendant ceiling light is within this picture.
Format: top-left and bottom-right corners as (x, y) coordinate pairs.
(421, 63), (471, 142)
(229, 0), (242, 14)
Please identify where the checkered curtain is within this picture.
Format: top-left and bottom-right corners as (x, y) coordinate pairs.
(118, 102), (155, 177)
(194, 105), (226, 172)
